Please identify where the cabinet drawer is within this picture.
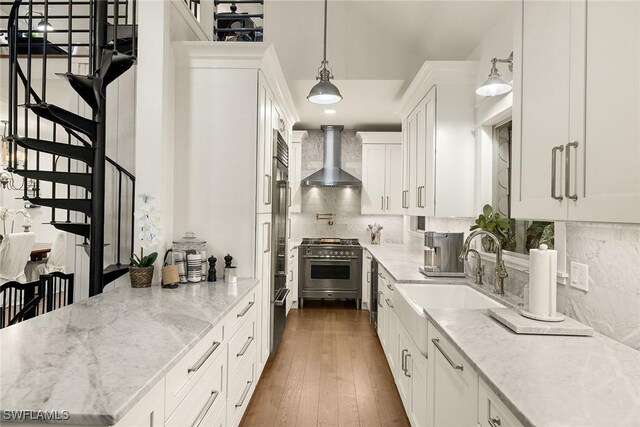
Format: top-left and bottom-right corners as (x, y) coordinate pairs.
(166, 350), (226, 427)
(227, 290), (257, 336)
(228, 308), (257, 376)
(227, 355), (256, 427)
(478, 378), (524, 427)
(165, 321), (225, 418)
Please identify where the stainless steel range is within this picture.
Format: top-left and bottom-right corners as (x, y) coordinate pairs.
(298, 238), (363, 309)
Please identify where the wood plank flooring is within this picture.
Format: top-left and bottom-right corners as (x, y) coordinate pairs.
(240, 301), (410, 427)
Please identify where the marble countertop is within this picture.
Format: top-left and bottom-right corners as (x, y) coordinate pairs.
(424, 309), (640, 427)
(363, 243), (467, 284)
(0, 278), (259, 425)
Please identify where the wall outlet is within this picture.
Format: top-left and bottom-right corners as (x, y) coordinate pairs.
(570, 262), (589, 292)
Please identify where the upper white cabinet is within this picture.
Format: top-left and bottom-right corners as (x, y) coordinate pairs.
(289, 131), (305, 214)
(399, 62), (477, 218)
(512, 0), (640, 223)
(360, 132), (403, 215)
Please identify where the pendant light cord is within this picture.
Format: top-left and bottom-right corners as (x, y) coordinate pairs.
(323, 0), (328, 64)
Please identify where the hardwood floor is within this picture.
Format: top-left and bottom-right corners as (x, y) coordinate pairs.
(240, 301), (410, 427)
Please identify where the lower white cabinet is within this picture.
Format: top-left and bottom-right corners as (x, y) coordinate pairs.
(255, 214), (272, 370)
(396, 321), (428, 427)
(478, 377), (523, 427)
(362, 250), (372, 309)
(114, 379), (164, 427)
(428, 321), (478, 427)
(288, 248), (298, 312)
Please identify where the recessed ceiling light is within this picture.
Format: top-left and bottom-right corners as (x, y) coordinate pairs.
(324, 109), (336, 114)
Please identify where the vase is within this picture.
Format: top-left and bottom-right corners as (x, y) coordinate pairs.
(22, 224), (31, 232)
(129, 266), (154, 288)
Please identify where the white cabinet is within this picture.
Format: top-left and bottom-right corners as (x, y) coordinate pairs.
(255, 213), (272, 370)
(287, 247), (298, 312)
(512, 0), (640, 223)
(289, 132), (305, 214)
(427, 322), (478, 427)
(360, 132), (403, 215)
(399, 63), (476, 218)
(377, 267), (398, 373)
(478, 377), (524, 427)
(362, 250), (372, 309)
(257, 72), (275, 216)
(114, 379), (164, 427)
(397, 321), (428, 427)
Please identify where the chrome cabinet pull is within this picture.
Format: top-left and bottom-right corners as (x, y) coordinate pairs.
(263, 222), (271, 253)
(237, 336), (254, 357)
(378, 291), (384, 308)
(378, 272), (383, 278)
(237, 300), (255, 317)
(187, 341), (221, 373)
(551, 145), (564, 201)
(565, 141), (579, 201)
(432, 338), (463, 371)
(401, 349), (408, 372)
(274, 288), (290, 306)
(264, 174), (272, 205)
(288, 186), (292, 207)
(385, 298), (393, 308)
(367, 271), (371, 283)
(386, 196), (389, 210)
(381, 196), (385, 210)
(488, 416), (502, 427)
(417, 186), (425, 208)
(386, 283), (393, 291)
(404, 353), (412, 377)
(235, 380), (253, 408)
(191, 390), (220, 427)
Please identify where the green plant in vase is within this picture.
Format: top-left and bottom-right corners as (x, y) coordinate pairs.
(470, 204), (513, 253)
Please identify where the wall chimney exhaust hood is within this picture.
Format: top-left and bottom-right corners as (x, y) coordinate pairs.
(301, 125), (361, 188)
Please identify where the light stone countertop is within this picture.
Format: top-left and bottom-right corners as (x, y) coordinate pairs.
(424, 309), (640, 427)
(363, 243), (467, 284)
(367, 243), (640, 426)
(0, 278), (259, 425)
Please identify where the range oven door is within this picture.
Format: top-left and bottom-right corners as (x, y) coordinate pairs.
(301, 257), (359, 296)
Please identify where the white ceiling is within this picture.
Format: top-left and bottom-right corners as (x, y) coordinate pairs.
(264, 0), (515, 129)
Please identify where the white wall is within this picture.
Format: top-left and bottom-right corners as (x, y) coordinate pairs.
(134, 0), (208, 284)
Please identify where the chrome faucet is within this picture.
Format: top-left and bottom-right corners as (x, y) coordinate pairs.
(459, 230), (508, 294)
(466, 249), (484, 285)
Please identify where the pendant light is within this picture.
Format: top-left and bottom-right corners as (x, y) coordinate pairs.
(307, 0), (342, 105)
(476, 52), (513, 97)
(34, 11), (54, 32)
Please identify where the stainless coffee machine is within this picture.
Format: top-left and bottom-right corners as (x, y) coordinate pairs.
(419, 231), (466, 277)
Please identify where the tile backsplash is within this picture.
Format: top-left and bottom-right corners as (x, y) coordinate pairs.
(411, 217), (640, 350)
(291, 129), (403, 244)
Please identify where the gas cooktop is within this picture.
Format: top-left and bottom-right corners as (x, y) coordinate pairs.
(300, 238), (361, 246)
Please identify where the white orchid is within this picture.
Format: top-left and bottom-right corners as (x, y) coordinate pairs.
(0, 207), (31, 235)
(132, 194), (162, 266)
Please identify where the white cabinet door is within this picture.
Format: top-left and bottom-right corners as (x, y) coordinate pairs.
(385, 144), (404, 214)
(362, 250), (372, 309)
(429, 324), (477, 427)
(414, 97), (427, 216)
(401, 119), (410, 211)
(256, 214), (272, 369)
(396, 322), (413, 408)
(114, 379), (164, 427)
(289, 141), (302, 214)
(569, 0), (640, 223)
(512, 0), (572, 221)
(362, 144), (387, 214)
(422, 87), (436, 217)
(385, 300), (398, 375)
(288, 248), (298, 312)
(407, 110), (419, 215)
(257, 73), (274, 215)
(377, 288), (387, 350)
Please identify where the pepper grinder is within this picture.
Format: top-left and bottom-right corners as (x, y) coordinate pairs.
(224, 254), (237, 283)
(207, 255), (217, 282)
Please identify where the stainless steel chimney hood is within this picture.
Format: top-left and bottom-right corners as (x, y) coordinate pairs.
(301, 125), (362, 188)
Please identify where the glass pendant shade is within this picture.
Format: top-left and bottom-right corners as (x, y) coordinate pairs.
(36, 18), (53, 32)
(307, 79), (342, 105)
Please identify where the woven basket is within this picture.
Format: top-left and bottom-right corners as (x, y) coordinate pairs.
(129, 266), (154, 288)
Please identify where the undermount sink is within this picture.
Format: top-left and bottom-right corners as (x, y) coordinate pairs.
(394, 284), (505, 356)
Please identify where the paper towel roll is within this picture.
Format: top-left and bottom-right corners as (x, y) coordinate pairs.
(528, 244), (557, 317)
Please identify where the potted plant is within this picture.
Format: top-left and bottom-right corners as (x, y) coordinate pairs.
(470, 204), (514, 253)
(129, 194), (161, 288)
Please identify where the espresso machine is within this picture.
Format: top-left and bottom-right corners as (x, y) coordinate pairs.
(419, 231), (466, 277)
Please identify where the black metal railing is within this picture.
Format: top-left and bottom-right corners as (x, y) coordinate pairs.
(3, 0), (137, 293)
(213, 0), (263, 42)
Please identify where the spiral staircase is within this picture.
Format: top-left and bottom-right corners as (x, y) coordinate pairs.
(2, 0), (137, 296)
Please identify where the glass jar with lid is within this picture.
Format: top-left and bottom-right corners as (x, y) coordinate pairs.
(172, 232), (207, 283)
